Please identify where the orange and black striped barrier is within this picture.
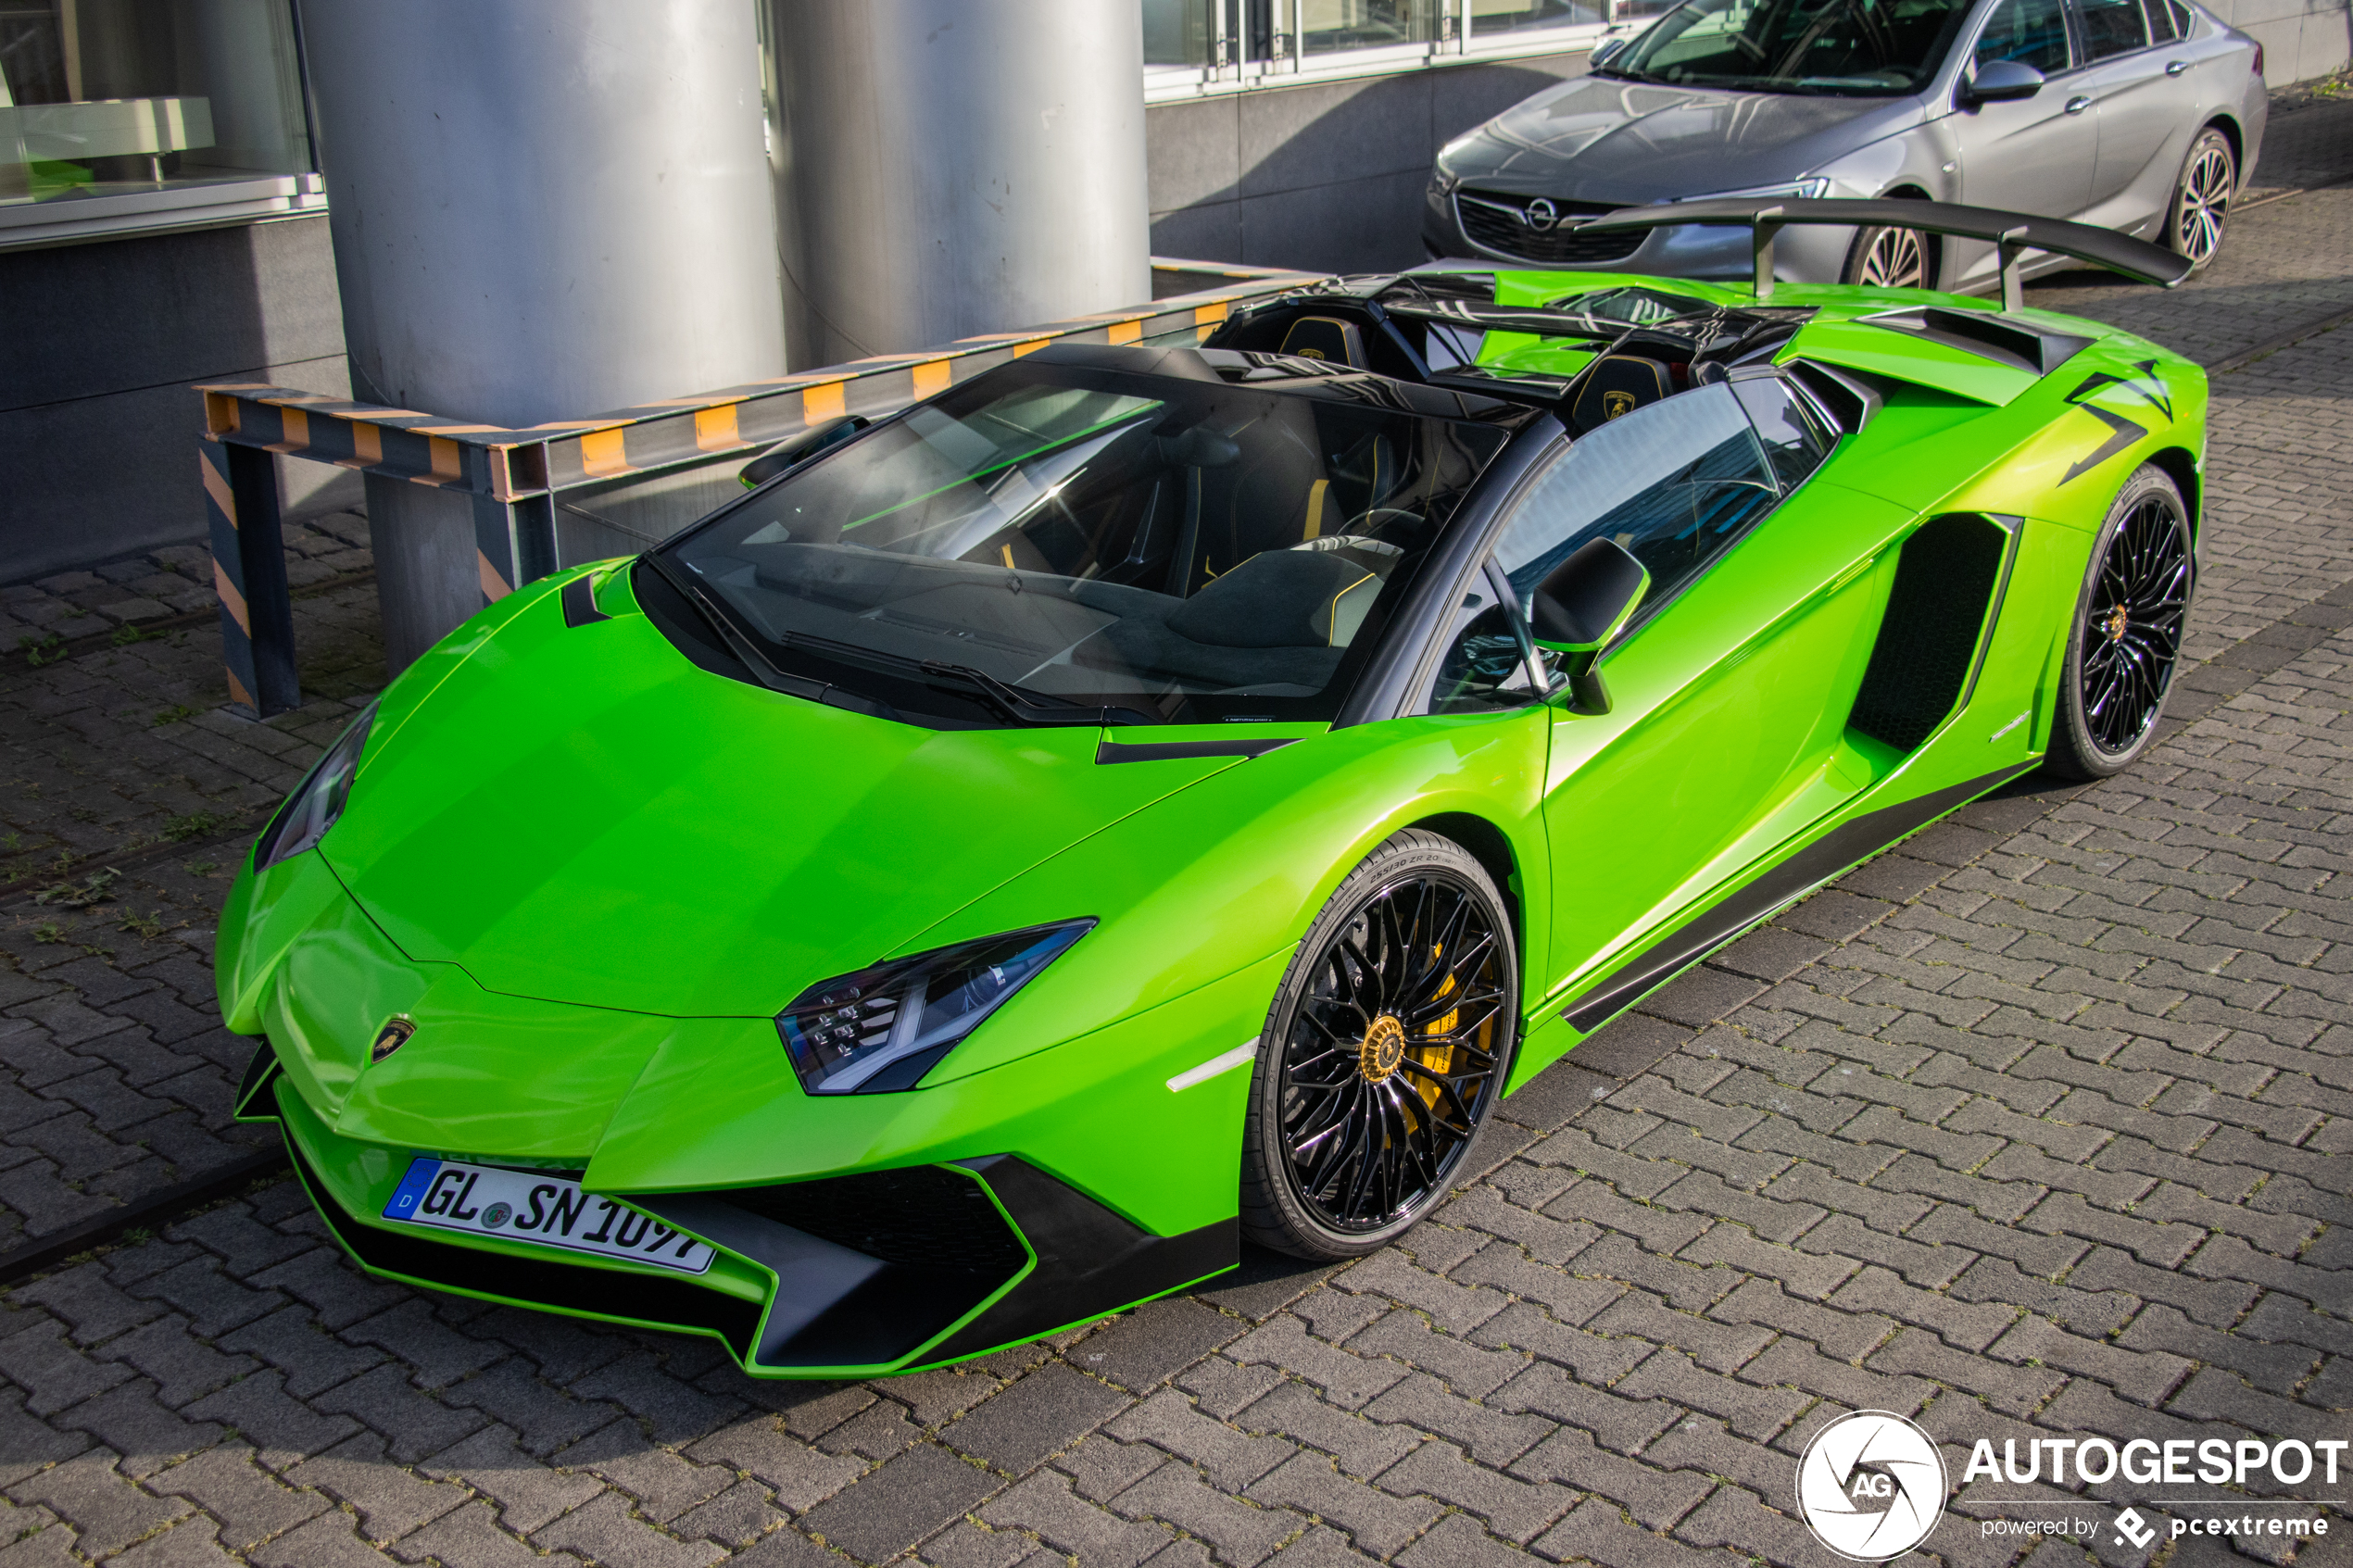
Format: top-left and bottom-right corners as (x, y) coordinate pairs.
(194, 259), (1325, 718)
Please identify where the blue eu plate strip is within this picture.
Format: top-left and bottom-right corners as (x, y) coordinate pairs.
(384, 1157), (443, 1220)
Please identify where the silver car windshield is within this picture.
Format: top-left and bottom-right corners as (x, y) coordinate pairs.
(659, 361), (1516, 728)
(1606, 0), (1977, 94)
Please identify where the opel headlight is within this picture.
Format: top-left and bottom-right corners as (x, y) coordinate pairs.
(1677, 177), (1832, 203)
(777, 921), (1093, 1095)
(253, 703), (375, 872)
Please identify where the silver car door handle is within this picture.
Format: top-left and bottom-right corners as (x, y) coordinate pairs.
(2066, 94), (2092, 112)
(2165, 58), (2189, 73)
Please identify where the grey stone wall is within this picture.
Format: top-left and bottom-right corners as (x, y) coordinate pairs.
(1145, 51), (1590, 276)
(0, 217), (359, 586)
(2211, 0), (2349, 83)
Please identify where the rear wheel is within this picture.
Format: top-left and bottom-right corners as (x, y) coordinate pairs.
(2045, 464), (2194, 780)
(2167, 127), (2236, 272)
(1843, 213), (1937, 289)
(1240, 831), (1516, 1260)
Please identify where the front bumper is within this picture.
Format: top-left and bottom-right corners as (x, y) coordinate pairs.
(242, 1046), (1237, 1376)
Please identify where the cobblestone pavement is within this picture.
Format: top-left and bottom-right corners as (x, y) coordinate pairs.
(0, 92), (2346, 1568)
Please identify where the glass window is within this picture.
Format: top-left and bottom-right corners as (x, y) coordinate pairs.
(1469, 0), (1605, 40)
(1300, 0), (1442, 56)
(2138, 0), (2178, 41)
(1492, 383), (1789, 633)
(2074, 0), (2148, 59)
(664, 360), (1514, 729)
(1730, 376), (1836, 490)
(0, 0), (311, 211)
(1974, 0), (2073, 71)
(1426, 571), (1543, 714)
(1605, 0), (1979, 95)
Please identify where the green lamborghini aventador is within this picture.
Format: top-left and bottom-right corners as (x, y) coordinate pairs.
(222, 202), (2204, 1378)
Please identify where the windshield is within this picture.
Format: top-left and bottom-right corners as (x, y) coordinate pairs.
(1604, 0), (1974, 94)
(658, 358), (1516, 728)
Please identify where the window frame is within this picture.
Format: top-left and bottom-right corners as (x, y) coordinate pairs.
(1141, 0), (1616, 103)
(0, 0), (323, 253)
(2062, 0), (2155, 63)
(1963, 0), (2082, 78)
(1487, 370), (1839, 669)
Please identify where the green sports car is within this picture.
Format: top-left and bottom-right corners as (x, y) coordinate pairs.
(222, 203), (2203, 1378)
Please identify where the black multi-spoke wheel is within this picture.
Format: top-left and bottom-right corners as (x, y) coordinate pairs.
(1241, 830), (1517, 1259)
(2168, 128), (2236, 273)
(2047, 465), (2194, 780)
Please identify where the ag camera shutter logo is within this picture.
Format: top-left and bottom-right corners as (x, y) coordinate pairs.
(1795, 1411), (1948, 1561)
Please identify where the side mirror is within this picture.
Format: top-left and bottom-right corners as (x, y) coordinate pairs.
(738, 416), (870, 489)
(1590, 35), (1629, 68)
(1960, 58), (2044, 107)
(1528, 538), (1649, 715)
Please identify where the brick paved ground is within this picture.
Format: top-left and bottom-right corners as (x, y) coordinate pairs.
(0, 91), (2345, 1568)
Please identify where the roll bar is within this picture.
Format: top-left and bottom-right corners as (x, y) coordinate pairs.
(1571, 197), (2192, 309)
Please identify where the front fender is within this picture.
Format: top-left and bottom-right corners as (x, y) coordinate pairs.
(914, 706), (1554, 1086)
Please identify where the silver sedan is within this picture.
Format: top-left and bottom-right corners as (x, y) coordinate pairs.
(1423, 0), (2269, 292)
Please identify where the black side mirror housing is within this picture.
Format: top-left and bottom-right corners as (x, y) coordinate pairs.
(1590, 35), (1629, 67)
(738, 416), (870, 489)
(1960, 58), (2045, 107)
(1528, 538), (1650, 715)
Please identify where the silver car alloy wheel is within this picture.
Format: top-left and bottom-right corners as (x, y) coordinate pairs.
(1856, 226), (1930, 288)
(2176, 144), (2233, 263)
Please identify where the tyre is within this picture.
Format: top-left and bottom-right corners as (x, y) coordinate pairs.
(2167, 127), (2236, 273)
(1842, 215), (1936, 289)
(2045, 464), (2195, 781)
(1240, 830), (1518, 1260)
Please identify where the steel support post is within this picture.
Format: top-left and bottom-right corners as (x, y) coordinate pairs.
(199, 442), (301, 719)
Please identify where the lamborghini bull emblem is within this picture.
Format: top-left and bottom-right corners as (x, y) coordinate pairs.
(1603, 389), (1638, 420)
(371, 1018), (416, 1064)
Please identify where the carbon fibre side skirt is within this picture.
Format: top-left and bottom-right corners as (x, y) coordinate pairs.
(1560, 760), (2038, 1034)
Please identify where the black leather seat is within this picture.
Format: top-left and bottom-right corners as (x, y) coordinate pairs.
(1278, 316), (1369, 369)
(1573, 355), (1674, 428)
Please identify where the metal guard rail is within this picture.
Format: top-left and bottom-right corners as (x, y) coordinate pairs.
(193, 258), (1325, 718)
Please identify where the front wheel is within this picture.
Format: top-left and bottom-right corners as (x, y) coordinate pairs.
(1239, 830), (1517, 1260)
(2045, 464), (2195, 781)
(2167, 127), (2236, 272)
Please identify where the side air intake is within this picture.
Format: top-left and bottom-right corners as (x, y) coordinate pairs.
(1848, 514), (2011, 753)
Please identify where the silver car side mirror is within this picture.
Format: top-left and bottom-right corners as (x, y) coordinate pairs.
(1961, 59), (2045, 107)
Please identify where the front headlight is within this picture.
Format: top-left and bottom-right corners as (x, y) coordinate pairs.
(253, 702), (375, 872)
(777, 920), (1093, 1095)
(1677, 177), (1831, 203)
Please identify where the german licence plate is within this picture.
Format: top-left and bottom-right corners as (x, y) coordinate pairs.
(381, 1157), (713, 1275)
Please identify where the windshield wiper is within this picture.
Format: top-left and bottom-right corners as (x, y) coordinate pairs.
(918, 660), (1161, 729)
(638, 553), (898, 718)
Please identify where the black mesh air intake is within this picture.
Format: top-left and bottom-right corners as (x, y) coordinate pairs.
(726, 1165), (1029, 1277)
(1847, 514), (2007, 754)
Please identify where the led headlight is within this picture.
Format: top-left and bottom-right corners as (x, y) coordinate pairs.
(777, 920), (1093, 1095)
(253, 702), (375, 872)
(1677, 177), (1832, 203)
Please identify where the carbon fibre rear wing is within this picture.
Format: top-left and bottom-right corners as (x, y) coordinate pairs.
(1572, 197), (2192, 310)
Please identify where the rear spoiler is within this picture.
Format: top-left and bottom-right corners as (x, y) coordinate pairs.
(1573, 197), (2192, 309)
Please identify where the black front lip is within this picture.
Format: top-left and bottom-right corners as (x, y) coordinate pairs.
(249, 1048), (1238, 1374)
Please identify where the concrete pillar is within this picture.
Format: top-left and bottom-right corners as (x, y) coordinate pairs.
(301, 0), (786, 671)
(774, 0), (1150, 368)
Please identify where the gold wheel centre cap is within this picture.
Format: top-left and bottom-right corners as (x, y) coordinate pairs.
(2105, 606), (2129, 642)
(1360, 1015), (1407, 1083)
